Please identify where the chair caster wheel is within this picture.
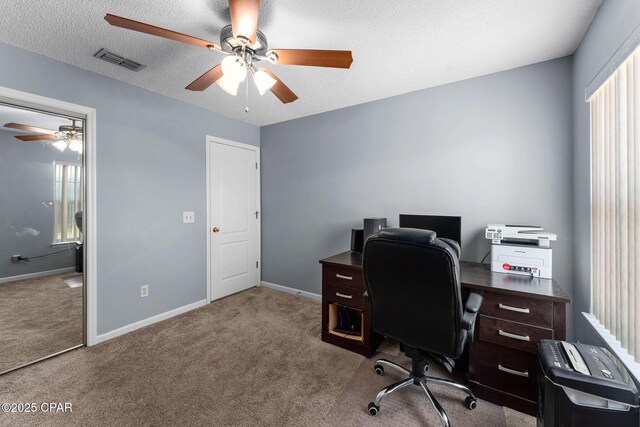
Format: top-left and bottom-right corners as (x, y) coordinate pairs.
(373, 364), (384, 376)
(368, 402), (380, 416)
(465, 396), (477, 410)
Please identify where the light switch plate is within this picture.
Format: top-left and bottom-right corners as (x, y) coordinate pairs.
(183, 211), (195, 224)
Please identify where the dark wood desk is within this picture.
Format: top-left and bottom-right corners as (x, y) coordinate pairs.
(319, 251), (570, 416)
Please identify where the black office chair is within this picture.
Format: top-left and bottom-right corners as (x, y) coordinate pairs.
(363, 228), (483, 427)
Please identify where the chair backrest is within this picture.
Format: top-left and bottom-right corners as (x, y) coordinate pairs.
(363, 228), (465, 358)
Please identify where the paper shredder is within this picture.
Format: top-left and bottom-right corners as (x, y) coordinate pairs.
(537, 339), (639, 427)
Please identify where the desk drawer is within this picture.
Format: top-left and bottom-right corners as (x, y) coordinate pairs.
(477, 342), (537, 400)
(324, 265), (364, 290)
(481, 293), (553, 328)
(479, 316), (552, 353)
(324, 282), (364, 310)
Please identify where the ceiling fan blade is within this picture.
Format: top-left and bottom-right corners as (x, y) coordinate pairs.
(259, 67), (298, 104)
(4, 122), (57, 135)
(15, 134), (59, 141)
(269, 49), (353, 69)
(104, 13), (221, 51)
(229, 0), (260, 44)
(186, 64), (223, 91)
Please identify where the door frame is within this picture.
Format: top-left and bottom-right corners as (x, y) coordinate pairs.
(205, 136), (261, 304)
(0, 85), (98, 346)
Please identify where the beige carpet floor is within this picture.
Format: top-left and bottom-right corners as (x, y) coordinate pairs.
(324, 342), (534, 427)
(0, 273), (83, 374)
(0, 287), (535, 426)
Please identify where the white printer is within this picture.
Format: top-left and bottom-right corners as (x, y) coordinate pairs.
(485, 224), (557, 279)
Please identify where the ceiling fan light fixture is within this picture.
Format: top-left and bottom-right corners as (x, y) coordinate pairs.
(217, 74), (241, 96)
(218, 55), (248, 96)
(220, 55), (247, 83)
(252, 68), (277, 96)
(52, 140), (68, 152)
(68, 137), (82, 153)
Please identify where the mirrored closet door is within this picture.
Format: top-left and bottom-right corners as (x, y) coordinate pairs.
(0, 103), (85, 374)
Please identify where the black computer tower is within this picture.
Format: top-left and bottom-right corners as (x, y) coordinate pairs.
(363, 218), (387, 242)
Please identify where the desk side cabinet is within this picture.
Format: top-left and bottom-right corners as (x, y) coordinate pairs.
(320, 254), (381, 357)
(465, 288), (568, 416)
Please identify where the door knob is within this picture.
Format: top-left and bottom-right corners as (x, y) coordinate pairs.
(212, 227), (220, 233)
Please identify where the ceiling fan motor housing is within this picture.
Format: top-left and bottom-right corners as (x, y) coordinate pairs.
(58, 124), (81, 133)
(219, 25), (268, 56)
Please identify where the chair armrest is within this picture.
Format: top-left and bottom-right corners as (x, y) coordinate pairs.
(465, 292), (483, 313)
(462, 293), (483, 333)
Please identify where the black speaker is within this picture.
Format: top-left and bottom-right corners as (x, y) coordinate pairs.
(351, 229), (364, 252)
(363, 217), (387, 242)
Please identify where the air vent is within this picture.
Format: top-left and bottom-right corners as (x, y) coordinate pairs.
(94, 49), (146, 72)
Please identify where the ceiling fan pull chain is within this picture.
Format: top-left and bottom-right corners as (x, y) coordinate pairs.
(245, 71), (250, 113)
(241, 44), (249, 113)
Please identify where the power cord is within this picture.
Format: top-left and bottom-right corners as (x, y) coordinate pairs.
(480, 250), (491, 264)
(18, 247), (76, 263)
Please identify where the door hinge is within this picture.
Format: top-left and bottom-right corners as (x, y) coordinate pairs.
(255, 162), (258, 170)
(256, 261), (259, 268)
(255, 210), (260, 219)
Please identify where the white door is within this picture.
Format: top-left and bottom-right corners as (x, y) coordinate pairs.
(209, 141), (259, 301)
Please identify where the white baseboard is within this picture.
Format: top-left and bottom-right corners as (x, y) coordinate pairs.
(95, 299), (207, 344)
(0, 267), (76, 284)
(260, 281), (321, 301)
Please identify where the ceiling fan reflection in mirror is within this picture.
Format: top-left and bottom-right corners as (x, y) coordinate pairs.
(104, 0), (353, 110)
(4, 121), (83, 153)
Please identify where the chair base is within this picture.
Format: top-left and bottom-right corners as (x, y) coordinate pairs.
(367, 358), (476, 427)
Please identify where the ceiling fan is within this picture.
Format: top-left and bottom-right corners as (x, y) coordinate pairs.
(104, 0), (353, 107)
(3, 121), (83, 153)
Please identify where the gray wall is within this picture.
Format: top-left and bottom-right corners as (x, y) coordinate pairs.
(0, 42), (259, 335)
(572, 0), (640, 343)
(261, 57), (575, 337)
(0, 129), (79, 277)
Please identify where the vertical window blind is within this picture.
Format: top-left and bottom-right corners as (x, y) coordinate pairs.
(53, 162), (83, 244)
(590, 47), (640, 363)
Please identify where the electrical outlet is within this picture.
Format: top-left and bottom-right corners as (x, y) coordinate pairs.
(11, 255), (21, 264)
(183, 211), (195, 224)
(140, 285), (149, 298)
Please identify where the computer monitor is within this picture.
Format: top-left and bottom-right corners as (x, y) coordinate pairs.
(399, 214), (462, 247)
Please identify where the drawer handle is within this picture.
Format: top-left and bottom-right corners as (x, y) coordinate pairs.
(336, 274), (353, 280)
(498, 303), (530, 314)
(498, 329), (530, 342)
(498, 364), (529, 378)
(335, 292), (353, 299)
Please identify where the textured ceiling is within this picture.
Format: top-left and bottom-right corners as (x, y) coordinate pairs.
(0, 1), (601, 126)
